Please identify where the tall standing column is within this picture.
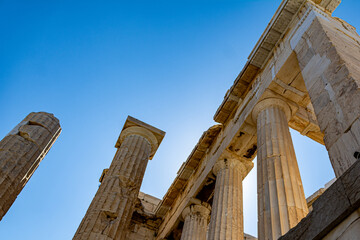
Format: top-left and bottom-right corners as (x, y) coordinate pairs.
(73, 116), (165, 240)
(180, 204), (210, 240)
(208, 155), (253, 240)
(0, 112), (61, 221)
(253, 98), (308, 240)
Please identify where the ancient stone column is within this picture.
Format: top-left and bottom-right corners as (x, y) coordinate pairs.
(180, 204), (210, 240)
(290, 3), (360, 177)
(0, 112), (61, 221)
(208, 155), (253, 240)
(253, 98), (308, 240)
(73, 116), (164, 240)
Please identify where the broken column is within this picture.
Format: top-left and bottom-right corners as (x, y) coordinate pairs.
(253, 98), (308, 240)
(180, 203), (210, 240)
(292, 3), (360, 177)
(0, 112), (61, 221)
(73, 116), (165, 240)
(207, 153), (253, 240)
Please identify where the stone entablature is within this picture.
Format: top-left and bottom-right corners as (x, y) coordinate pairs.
(214, 0), (340, 125)
(152, 0), (360, 239)
(155, 124), (222, 217)
(155, 1), (331, 238)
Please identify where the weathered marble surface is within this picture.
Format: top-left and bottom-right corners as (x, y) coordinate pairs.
(280, 159), (360, 240)
(254, 98), (308, 240)
(73, 116), (164, 240)
(180, 204), (210, 240)
(126, 192), (162, 240)
(0, 112), (61, 221)
(208, 157), (252, 240)
(292, 3), (360, 177)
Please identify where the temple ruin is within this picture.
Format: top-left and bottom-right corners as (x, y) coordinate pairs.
(71, 0), (360, 239)
(1, 0), (360, 239)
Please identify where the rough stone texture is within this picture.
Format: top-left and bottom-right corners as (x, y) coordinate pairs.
(323, 208), (360, 240)
(180, 204), (210, 240)
(254, 98), (308, 240)
(207, 157), (253, 240)
(0, 112), (61, 221)
(73, 134), (152, 240)
(73, 116), (164, 240)
(279, 159), (360, 240)
(293, 4), (360, 177)
(126, 193), (162, 240)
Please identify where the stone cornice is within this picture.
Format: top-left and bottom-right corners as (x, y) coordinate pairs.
(314, 0), (341, 13)
(155, 124), (222, 218)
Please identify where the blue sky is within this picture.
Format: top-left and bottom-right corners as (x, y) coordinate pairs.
(0, 0), (359, 239)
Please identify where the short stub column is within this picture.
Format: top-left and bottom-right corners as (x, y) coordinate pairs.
(208, 154), (253, 240)
(180, 203), (211, 240)
(253, 98), (308, 240)
(73, 116), (165, 240)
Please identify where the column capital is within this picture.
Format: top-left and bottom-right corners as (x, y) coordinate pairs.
(116, 116), (165, 159)
(213, 156), (253, 178)
(252, 98), (292, 123)
(181, 204), (211, 220)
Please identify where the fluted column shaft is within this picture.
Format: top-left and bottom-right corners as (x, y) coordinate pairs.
(181, 204), (210, 240)
(0, 112), (61, 221)
(73, 134), (152, 240)
(208, 158), (250, 240)
(254, 99), (308, 240)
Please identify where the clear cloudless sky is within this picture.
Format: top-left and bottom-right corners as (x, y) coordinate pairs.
(0, 0), (359, 239)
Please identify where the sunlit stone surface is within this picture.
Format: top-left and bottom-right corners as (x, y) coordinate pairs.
(0, 112), (61, 221)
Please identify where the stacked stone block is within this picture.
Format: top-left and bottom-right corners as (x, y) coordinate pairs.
(293, 4), (360, 177)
